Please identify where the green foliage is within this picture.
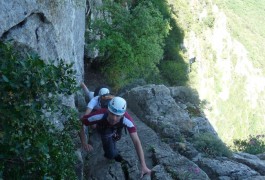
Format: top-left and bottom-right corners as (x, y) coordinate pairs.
(0, 42), (79, 179)
(186, 106), (201, 117)
(192, 133), (232, 157)
(89, 1), (169, 90)
(153, 0), (190, 86)
(203, 13), (215, 28)
(184, 0), (265, 146)
(159, 60), (188, 86)
(214, 0), (265, 68)
(233, 135), (265, 155)
(146, 0), (171, 19)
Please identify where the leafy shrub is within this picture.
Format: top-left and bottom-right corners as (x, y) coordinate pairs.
(159, 60), (188, 86)
(203, 12), (215, 28)
(233, 135), (265, 154)
(89, 1), (170, 90)
(186, 106), (201, 117)
(192, 132), (232, 157)
(0, 42), (79, 179)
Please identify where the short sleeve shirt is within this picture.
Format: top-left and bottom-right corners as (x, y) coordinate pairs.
(87, 96), (101, 110)
(82, 109), (137, 133)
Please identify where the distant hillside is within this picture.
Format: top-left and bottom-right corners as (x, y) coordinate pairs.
(214, 0), (265, 69)
(167, 0), (265, 145)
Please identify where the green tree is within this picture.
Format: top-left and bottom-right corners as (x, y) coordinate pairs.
(89, 1), (170, 90)
(0, 42), (79, 179)
(159, 60), (188, 86)
(192, 133), (232, 157)
(233, 135), (265, 155)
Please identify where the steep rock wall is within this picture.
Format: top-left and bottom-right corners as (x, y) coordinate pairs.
(0, 0), (86, 109)
(81, 84), (265, 179)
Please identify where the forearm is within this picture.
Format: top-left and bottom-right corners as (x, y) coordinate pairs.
(85, 108), (92, 115)
(134, 140), (147, 168)
(81, 82), (90, 95)
(80, 125), (87, 145)
(131, 133), (147, 168)
(80, 124), (94, 151)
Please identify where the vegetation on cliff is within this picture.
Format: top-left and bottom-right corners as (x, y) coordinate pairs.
(0, 42), (79, 179)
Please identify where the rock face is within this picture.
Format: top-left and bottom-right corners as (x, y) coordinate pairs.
(2, 1), (265, 179)
(0, 0), (86, 97)
(81, 84), (265, 180)
(0, 0), (86, 136)
(124, 84), (218, 139)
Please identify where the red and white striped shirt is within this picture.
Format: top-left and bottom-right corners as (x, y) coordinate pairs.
(81, 108), (137, 133)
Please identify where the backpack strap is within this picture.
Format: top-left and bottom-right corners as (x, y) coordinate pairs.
(112, 117), (128, 141)
(97, 114), (127, 140)
(120, 117), (127, 135)
(96, 113), (109, 134)
(117, 117), (126, 134)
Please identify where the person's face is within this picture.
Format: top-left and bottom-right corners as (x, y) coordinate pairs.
(107, 111), (123, 125)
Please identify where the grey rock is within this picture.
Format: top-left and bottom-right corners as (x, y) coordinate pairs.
(233, 153), (265, 175)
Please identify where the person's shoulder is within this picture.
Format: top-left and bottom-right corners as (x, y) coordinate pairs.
(88, 96), (99, 104)
(91, 108), (108, 115)
(87, 96), (99, 109)
(124, 111), (133, 121)
(83, 108), (108, 119)
(123, 112), (136, 132)
(91, 96), (99, 101)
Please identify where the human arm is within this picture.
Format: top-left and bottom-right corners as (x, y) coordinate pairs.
(84, 97), (99, 130)
(81, 82), (89, 95)
(79, 124), (93, 151)
(84, 96), (98, 116)
(130, 132), (151, 178)
(86, 96), (100, 114)
(81, 82), (94, 100)
(80, 109), (107, 150)
(85, 107), (92, 115)
(84, 107), (96, 129)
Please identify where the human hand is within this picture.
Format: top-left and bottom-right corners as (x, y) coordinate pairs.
(82, 143), (93, 152)
(140, 166), (151, 178)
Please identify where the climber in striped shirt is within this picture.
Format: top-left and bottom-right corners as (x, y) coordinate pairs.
(80, 96), (151, 178)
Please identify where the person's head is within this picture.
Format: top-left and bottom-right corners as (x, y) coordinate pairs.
(107, 97), (127, 125)
(99, 88), (110, 96)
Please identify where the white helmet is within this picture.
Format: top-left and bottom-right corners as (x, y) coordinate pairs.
(99, 88), (110, 96)
(108, 97), (127, 116)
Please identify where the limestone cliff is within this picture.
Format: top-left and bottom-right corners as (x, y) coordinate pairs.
(0, 0), (86, 102)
